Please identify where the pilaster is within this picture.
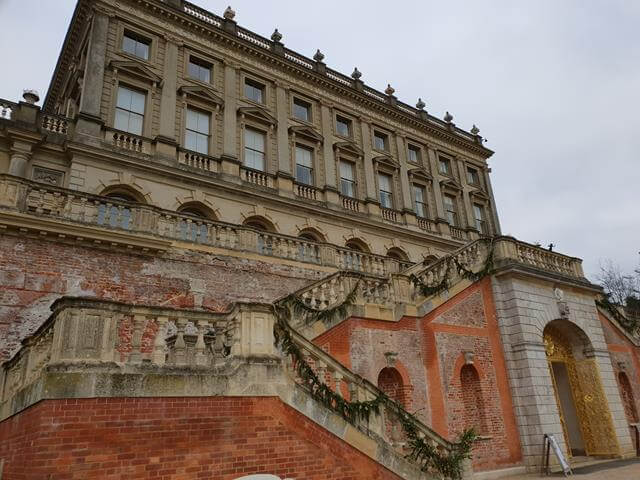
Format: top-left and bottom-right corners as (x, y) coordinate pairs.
(360, 120), (377, 202)
(275, 83), (290, 176)
(222, 62), (238, 165)
(75, 8), (110, 139)
(396, 134), (413, 211)
(426, 147), (445, 220)
(155, 36), (180, 157)
(320, 103), (336, 190)
(456, 157), (475, 230)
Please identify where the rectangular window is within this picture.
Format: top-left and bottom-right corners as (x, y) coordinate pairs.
(407, 145), (421, 164)
(122, 31), (150, 60)
(295, 145), (313, 185)
(413, 184), (427, 218)
(185, 107), (210, 155)
(378, 173), (393, 209)
(244, 78), (265, 103)
(374, 131), (388, 151)
(336, 115), (351, 137)
(439, 156), (452, 175)
(244, 128), (265, 171)
(474, 204), (487, 233)
(114, 85), (145, 135)
(444, 194), (458, 226)
(188, 57), (211, 83)
(467, 167), (480, 185)
(293, 98), (311, 122)
(339, 161), (356, 197)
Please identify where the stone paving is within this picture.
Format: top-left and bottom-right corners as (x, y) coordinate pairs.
(501, 461), (640, 479)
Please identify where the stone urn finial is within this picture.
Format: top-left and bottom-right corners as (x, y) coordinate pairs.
(271, 28), (282, 43)
(385, 84), (395, 96)
(444, 111), (453, 123)
(416, 98), (426, 110)
(470, 124), (480, 135)
(313, 49), (325, 62)
(22, 89), (40, 105)
(351, 67), (362, 80)
(223, 6), (236, 20)
(384, 351), (398, 367)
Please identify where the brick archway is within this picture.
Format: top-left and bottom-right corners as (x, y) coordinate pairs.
(378, 367), (410, 408)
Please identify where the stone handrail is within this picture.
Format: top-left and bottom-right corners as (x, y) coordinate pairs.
(0, 175), (412, 276)
(281, 316), (454, 454)
(0, 99), (18, 120)
(41, 113), (71, 135)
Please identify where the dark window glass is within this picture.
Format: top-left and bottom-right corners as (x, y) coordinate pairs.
(188, 57), (211, 83)
(293, 98), (311, 122)
(244, 78), (265, 103)
(336, 116), (351, 137)
(374, 131), (388, 151)
(295, 146), (313, 185)
(339, 161), (356, 197)
(122, 32), (150, 60)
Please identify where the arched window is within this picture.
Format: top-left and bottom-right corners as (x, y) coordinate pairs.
(460, 364), (487, 434)
(176, 202), (216, 243)
(244, 216), (276, 255)
(297, 228), (325, 243)
(344, 238), (370, 271)
(296, 229), (323, 264)
(97, 186), (145, 230)
(618, 371), (639, 423)
(378, 367), (405, 407)
(386, 247), (409, 262)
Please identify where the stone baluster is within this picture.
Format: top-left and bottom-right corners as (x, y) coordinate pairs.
(328, 278), (338, 304)
(151, 316), (168, 366)
(195, 319), (209, 366)
(348, 380), (358, 403)
(129, 314), (147, 364)
(318, 287), (327, 310)
(317, 359), (328, 385)
(174, 317), (187, 366)
(333, 371), (344, 397)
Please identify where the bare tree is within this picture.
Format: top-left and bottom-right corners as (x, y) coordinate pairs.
(597, 259), (640, 305)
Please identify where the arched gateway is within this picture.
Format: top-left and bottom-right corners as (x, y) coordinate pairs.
(543, 320), (620, 457)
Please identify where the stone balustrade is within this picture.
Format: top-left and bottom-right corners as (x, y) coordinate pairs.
(450, 225), (467, 240)
(104, 127), (150, 154)
(240, 167), (275, 188)
(178, 148), (218, 173)
(0, 100), (17, 120)
(341, 195), (361, 213)
(417, 217), (437, 233)
(41, 114), (70, 135)
(381, 207), (399, 223)
(0, 175), (411, 275)
(295, 183), (318, 201)
(282, 319), (453, 456)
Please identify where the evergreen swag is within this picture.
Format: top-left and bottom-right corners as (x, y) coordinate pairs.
(410, 239), (495, 298)
(277, 277), (361, 326)
(273, 292), (477, 479)
(596, 296), (640, 336)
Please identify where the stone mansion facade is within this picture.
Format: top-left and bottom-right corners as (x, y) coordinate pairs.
(0, 1), (639, 479)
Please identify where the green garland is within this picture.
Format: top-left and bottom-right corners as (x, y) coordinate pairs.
(596, 296), (640, 336)
(411, 239), (495, 298)
(278, 278), (361, 326)
(273, 297), (476, 479)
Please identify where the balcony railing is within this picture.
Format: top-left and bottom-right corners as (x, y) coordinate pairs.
(340, 195), (361, 213)
(178, 148), (218, 173)
(381, 207), (400, 223)
(240, 166), (274, 188)
(295, 183), (318, 201)
(450, 225), (466, 240)
(0, 175), (411, 277)
(104, 127), (150, 154)
(0, 100), (17, 120)
(417, 217), (437, 233)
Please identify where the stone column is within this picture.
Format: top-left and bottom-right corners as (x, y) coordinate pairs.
(275, 83), (293, 193)
(155, 36), (179, 158)
(76, 8), (110, 138)
(221, 62), (239, 175)
(360, 120), (379, 215)
(484, 167), (502, 235)
(320, 103), (338, 204)
(8, 148), (30, 178)
(426, 147), (448, 235)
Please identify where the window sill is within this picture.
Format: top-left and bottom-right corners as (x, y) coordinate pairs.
(118, 50), (154, 68)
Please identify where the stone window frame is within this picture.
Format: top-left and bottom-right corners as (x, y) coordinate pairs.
(333, 110), (355, 140)
(180, 103), (217, 157)
(290, 133), (321, 187)
(240, 121), (273, 173)
(293, 143), (315, 186)
(334, 144), (364, 199)
(437, 151), (455, 178)
(442, 187), (463, 227)
(470, 192), (492, 234)
(290, 91), (315, 125)
(116, 21), (158, 66)
(372, 127), (391, 154)
(406, 141), (423, 166)
(411, 180), (431, 219)
(108, 77), (154, 138)
(241, 71), (270, 107)
(373, 157), (400, 211)
(183, 47), (221, 89)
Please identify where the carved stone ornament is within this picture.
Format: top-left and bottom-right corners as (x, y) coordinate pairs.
(416, 98), (426, 110)
(470, 124), (480, 135)
(313, 49), (325, 62)
(223, 6), (236, 20)
(385, 84), (395, 96)
(384, 351), (398, 367)
(558, 301), (570, 320)
(351, 67), (362, 80)
(554, 287), (564, 301)
(23, 89), (40, 104)
(444, 111), (453, 123)
(271, 29), (282, 43)
(32, 166), (64, 186)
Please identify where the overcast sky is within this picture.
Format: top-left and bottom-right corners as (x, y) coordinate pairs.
(0, 0), (638, 281)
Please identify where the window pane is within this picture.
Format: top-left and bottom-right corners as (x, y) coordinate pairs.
(114, 109), (130, 132)
(186, 109), (198, 131)
(188, 61), (199, 80)
(415, 202), (426, 218)
(378, 174), (392, 192)
(296, 165), (312, 185)
(196, 133), (208, 154)
(129, 90), (146, 114)
(136, 41), (149, 60)
(185, 130), (198, 152)
(128, 113), (143, 136)
(245, 80), (264, 103)
(413, 185), (424, 203)
(408, 147), (418, 163)
(340, 161), (354, 181)
(341, 179), (355, 197)
(380, 191), (392, 209)
(293, 100), (310, 122)
(116, 86), (132, 110)
(245, 149), (265, 171)
(200, 66), (210, 83)
(245, 129), (265, 152)
(336, 117), (350, 136)
(295, 146), (312, 167)
(122, 35), (136, 56)
(374, 133), (386, 150)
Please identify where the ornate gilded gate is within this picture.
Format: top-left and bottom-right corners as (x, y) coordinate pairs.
(544, 324), (620, 457)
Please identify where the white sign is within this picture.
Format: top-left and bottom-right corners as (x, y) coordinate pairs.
(546, 434), (572, 475)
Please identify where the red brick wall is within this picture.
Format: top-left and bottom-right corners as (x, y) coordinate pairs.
(0, 235), (322, 361)
(313, 279), (523, 472)
(0, 397), (403, 480)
